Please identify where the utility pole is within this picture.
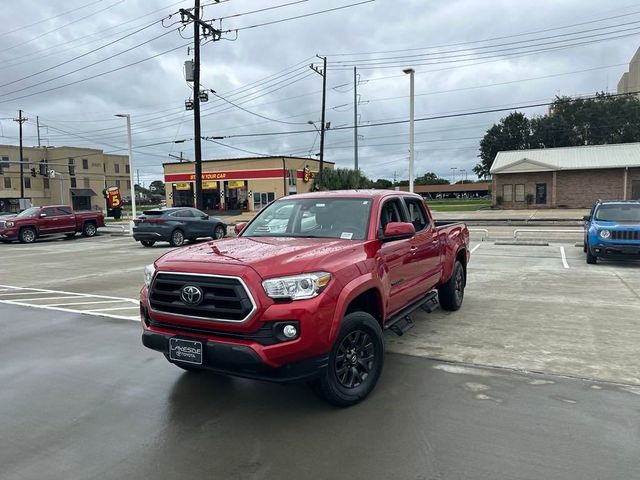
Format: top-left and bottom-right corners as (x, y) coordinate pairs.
(179, 1), (221, 209)
(310, 55), (327, 180)
(137, 169), (140, 188)
(36, 116), (41, 148)
(403, 68), (415, 193)
(354, 66), (358, 172)
(13, 110), (27, 199)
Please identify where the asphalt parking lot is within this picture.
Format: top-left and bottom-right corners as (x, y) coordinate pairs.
(1, 231), (639, 479)
(1, 230), (638, 385)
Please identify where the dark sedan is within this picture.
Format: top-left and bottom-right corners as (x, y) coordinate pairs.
(133, 208), (227, 247)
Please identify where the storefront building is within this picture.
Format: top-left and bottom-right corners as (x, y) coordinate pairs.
(0, 144), (131, 213)
(163, 156), (333, 211)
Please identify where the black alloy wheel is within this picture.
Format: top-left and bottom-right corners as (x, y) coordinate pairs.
(334, 330), (375, 389)
(312, 311), (384, 407)
(438, 260), (465, 311)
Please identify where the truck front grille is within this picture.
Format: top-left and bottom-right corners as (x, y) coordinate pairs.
(149, 273), (255, 322)
(610, 230), (640, 241)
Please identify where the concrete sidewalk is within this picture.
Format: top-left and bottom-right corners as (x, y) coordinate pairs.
(432, 208), (589, 222)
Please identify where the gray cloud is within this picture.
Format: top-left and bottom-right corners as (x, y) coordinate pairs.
(0, 0), (638, 185)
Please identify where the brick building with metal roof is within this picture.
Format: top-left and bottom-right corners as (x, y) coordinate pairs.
(490, 143), (640, 208)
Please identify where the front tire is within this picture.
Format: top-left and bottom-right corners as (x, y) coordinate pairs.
(586, 247), (597, 264)
(312, 311), (384, 407)
(82, 222), (97, 237)
(140, 240), (155, 247)
(19, 227), (37, 244)
(170, 229), (185, 247)
(214, 224), (225, 240)
(438, 260), (465, 311)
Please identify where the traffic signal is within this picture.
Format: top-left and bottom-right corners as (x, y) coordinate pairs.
(30, 167), (37, 177)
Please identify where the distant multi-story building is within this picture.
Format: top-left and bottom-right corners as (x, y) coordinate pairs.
(0, 144), (131, 213)
(617, 47), (640, 94)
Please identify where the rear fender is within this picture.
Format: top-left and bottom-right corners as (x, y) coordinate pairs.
(328, 274), (385, 342)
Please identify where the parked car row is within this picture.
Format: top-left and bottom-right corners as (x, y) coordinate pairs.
(0, 205), (228, 246)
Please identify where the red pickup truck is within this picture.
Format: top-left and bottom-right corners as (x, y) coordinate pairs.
(140, 190), (469, 405)
(0, 205), (104, 243)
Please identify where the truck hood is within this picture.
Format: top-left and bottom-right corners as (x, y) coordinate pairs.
(156, 236), (365, 278)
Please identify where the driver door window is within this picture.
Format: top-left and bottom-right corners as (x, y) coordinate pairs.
(379, 198), (406, 233)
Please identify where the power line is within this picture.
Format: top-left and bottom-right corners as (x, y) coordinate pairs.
(221, 0), (376, 33)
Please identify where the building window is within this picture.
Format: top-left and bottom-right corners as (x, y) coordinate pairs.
(24, 177), (31, 189)
(0, 156), (9, 170)
(125, 164), (130, 174)
(82, 158), (89, 170)
(515, 184), (525, 202)
(535, 183), (547, 204)
(288, 169), (297, 186)
(127, 180), (131, 189)
(70, 177), (77, 188)
(43, 177), (50, 189)
(114, 164), (120, 173)
(68, 158), (75, 176)
(252, 192), (276, 210)
(115, 180), (121, 188)
(502, 184), (513, 202)
(4, 177), (11, 189)
(84, 177), (90, 188)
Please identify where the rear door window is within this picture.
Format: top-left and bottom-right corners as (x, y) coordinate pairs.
(56, 207), (73, 215)
(403, 198), (429, 231)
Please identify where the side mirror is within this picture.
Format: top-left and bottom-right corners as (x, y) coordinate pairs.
(382, 222), (415, 241)
(201, 214), (209, 220)
(583, 215), (591, 222)
(39, 213), (47, 218)
(234, 222), (247, 236)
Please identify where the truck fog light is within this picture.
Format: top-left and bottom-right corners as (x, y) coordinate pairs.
(283, 324), (298, 338)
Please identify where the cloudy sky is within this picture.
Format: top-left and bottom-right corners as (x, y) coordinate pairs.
(1, 0), (639, 186)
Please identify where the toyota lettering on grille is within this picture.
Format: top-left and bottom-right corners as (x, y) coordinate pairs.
(180, 285), (204, 305)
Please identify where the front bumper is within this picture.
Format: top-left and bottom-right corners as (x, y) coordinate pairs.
(590, 243), (640, 257)
(142, 330), (328, 382)
(0, 228), (18, 240)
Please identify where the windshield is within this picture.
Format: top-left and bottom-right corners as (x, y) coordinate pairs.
(16, 207), (40, 218)
(594, 204), (640, 222)
(243, 198), (372, 240)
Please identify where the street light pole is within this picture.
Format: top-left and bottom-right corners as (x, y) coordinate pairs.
(115, 114), (136, 231)
(403, 68), (415, 193)
(450, 167), (457, 183)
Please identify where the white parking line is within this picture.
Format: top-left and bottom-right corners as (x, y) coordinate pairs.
(560, 246), (570, 269)
(471, 244), (482, 254)
(0, 284), (139, 322)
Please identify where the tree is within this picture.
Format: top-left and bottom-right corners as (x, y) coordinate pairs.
(415, 172), (450, 185)
(372, 178), (393, 189)
(475, 93), (640, 177)
(313, 168), (372, 190)
(149, 180), (165, 193)
(474, 112), (532, 179)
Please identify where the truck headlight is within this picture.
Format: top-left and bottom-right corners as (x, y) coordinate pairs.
(599, 229), (611, 239)
(144, 264), (156, 287)
(5, 221), (15, 228)
(262, 272), (331, 300)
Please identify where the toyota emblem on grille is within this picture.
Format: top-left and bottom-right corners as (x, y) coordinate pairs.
(180, 285), (203, 305)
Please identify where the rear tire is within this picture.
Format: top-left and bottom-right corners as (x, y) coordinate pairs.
(140, 240), (155, 247)
(82, 222), (97, 237)
(19, 227), (37, 244)
(312, 311), (384, 407)
(438, 260), (465, 311)
(214, 224), (225, 240)
(170, 229), (185, 247)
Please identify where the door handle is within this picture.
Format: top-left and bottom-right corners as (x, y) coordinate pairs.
(410, 246), (418, 252)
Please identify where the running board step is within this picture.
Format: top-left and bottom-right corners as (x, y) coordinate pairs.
(385, 291), (439, 336)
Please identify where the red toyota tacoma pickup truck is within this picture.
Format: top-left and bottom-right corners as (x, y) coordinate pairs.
(140, 190), (469, 405)
(0, 205), (104, 243)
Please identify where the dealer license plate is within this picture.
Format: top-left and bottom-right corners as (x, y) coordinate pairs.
(169, 338), (203, 365)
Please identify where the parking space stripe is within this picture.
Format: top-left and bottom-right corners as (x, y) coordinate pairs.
(0, 284), (140, 322)
(85, 306), (141, 313)
(560, 246), (570, 269)
(471, 244), (482, 254)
